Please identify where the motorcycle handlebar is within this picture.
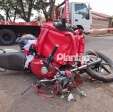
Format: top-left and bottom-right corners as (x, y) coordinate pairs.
(46, 45), (59, 68)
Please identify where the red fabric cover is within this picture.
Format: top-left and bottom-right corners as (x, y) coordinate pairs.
(35, 22), (85, 65)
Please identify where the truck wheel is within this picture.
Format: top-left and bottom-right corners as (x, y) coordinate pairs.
(86, 51), (113, 82)
(0, 29), (16, 45)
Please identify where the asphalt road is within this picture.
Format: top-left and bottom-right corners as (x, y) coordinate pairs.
(0, 35), (113, 112)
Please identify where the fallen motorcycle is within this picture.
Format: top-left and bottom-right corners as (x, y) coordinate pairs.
(0, 19), (113, 100)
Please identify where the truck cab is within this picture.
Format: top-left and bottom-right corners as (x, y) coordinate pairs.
(59, 1), (92, 33)
(69, 2), (92, 33)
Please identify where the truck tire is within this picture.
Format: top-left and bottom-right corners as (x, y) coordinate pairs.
(0, 29), (16, 45)
(86, 51), (113, 82)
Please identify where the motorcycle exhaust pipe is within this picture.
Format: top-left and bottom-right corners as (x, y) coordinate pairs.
(0, 52), (26, 71)
(37, 79), (56, 85)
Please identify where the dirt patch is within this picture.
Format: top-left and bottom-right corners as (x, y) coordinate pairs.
(0, 90), (14, 112)
(68, 86), (113, 112)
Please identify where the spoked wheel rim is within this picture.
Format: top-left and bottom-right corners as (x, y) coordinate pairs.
(97, 60), (113, 74)
(90, 56), (113, 75)
(86, 51), (113, 82)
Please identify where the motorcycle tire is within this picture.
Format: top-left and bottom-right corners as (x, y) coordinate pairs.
(86, 51), (113, 82)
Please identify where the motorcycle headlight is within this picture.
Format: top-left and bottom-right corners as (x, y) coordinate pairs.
(41, 66), (48, 74)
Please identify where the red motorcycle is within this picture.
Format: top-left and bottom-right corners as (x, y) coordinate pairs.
(0, 20), (113, 98)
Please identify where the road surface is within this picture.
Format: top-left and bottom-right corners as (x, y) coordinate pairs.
(0, 35), (113, 112)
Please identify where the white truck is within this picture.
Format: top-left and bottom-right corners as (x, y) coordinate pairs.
(57, 0), (92, 33)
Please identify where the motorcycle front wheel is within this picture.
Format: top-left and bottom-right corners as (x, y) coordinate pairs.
(86, 51), (113, 82)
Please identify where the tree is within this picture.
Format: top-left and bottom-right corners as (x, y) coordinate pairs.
(0, 0), (17, 21)
(0, 14), (4, 20)
(0, 0), (36, 22)
(17, 0), (36, 22)
(0, 0), (56, 22)
(34, 0), (56, 21)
